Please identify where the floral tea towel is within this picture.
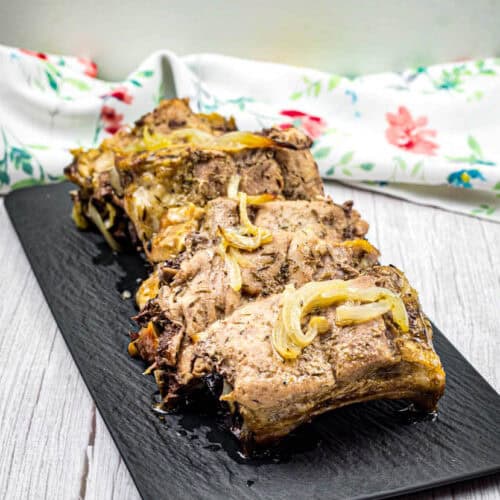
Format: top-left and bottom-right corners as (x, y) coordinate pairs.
(0, 44), (499, 220)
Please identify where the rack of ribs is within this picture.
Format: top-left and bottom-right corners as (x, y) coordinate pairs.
(66, 98), (445, 449)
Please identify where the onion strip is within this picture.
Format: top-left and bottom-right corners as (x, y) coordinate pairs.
(335, 300), (392, 326)
(227, 174), (240, 199)
(138, 127), (276, 153)
(87, 202), (121, 252)
(272, 279), (409, 359)
(218, 191), (274, 291)
(334, 239), (380, 255)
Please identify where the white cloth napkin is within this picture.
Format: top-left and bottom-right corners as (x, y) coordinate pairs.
(1, 45), (499, 221)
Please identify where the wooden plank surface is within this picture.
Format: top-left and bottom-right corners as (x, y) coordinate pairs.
(0, 181), (498, 500)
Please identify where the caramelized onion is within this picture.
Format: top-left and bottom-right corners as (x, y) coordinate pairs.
(218, 191), (274, 291)
(136, 273), (160, 309)
(71, 199), (88, 230)
(272, 279), (409, 360)
(335, 300), (392, 326)
(334, 239), (380, 255)
(227, 174), (240, 199)
(138, 128), (276, 153)
(87, 202), (121, 252)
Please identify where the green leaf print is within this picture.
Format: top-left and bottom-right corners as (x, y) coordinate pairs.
(136, 70), (154, 78)
(46, 70), (58, 91)
(0, 170), (10, 185)
(411, 161), (423, 176)
(9, 147), (31, 169)
(0, 127), (47, 189)
(25, 144), (50, 150)
(22, 162), (33, 175)
(471, 204), (496, 216)
(290, 73), (344, 100)
(467, 136), (482, 159)
(65, 78), (91, 91)
(339, 151), (354, 165)
(429, 61), (496, 93)
(324, 152), (376, 177)
(447, 136), (496, 166)
(129, 79), (142, 87)
(475, 60), (496, 76)
(359, 162), (374, 171)
(313, 147), (331, 160)
(328, 75), (342, 91)
(11, 178), (44, 190)
(394, 157), (407, 171)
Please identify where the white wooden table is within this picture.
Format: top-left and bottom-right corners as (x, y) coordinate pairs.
(0, 182), (499, 500)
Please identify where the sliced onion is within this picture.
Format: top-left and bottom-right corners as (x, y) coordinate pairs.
(71, 199), (89, 230)
(335, 239), (380, 256)
(272, 279), (409, 360)
(138, 127), (276, 153)
(215, 131), (276, 151)
(246, 193), (277, 205)
(87, 202), (121, 252)
(219, 242), (242, 292)
(238, 192), (254, 231)
(218, 226), (272, 251)
(217, 190), (274, 290)
(108, 166), (123, 196)
(128, 341), (139, 357)
(104, 203), (117, 229)
(272, 286), (302, 359)
(136, 273), (160, 309)
(227, 174), (240, 199)
(335, 300), (392, 326)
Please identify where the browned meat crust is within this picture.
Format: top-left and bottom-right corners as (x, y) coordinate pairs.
(170, 266), (445, 445)
(132, 197), (377, 366)
(65, 99), (324, 259)
(65, 98), (445, 448)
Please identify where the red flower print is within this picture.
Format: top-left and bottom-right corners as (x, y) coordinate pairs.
(20, 48), (48, 60)
(101, 105), (124, 134)
(108, 86), (133, 104)
(385, 106), (438, 155)
(78, 57), (98, 78)
(279, 109), (326, 140)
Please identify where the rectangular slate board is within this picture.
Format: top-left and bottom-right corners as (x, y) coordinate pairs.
(5, 182), (500, 500)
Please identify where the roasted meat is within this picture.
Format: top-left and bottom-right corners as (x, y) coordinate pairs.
(132, 197), (377, 366)
(65, 99), (323, 260)
(66, 98), (445, 449)
(169, 266), (445, 445)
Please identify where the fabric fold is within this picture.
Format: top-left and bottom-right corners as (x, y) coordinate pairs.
(0, 44), (498, 221)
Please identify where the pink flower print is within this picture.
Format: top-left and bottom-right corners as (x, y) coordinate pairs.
(78, 57), (98, 78)
(20, 48), (48, 60)
(101, 106), (124, 134)
(279, 110), (327, 140)
(385, 106), (438, 155)
(108, 85), (133, 104)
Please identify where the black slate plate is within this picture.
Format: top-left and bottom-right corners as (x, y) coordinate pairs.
(6, 182), (500, 500)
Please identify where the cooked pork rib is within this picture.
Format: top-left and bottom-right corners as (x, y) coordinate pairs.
(170, 266), (445, 445)
(65, 99), (323, 260)
(132, 197), (376, 365)
(65, 98), (445, 448)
